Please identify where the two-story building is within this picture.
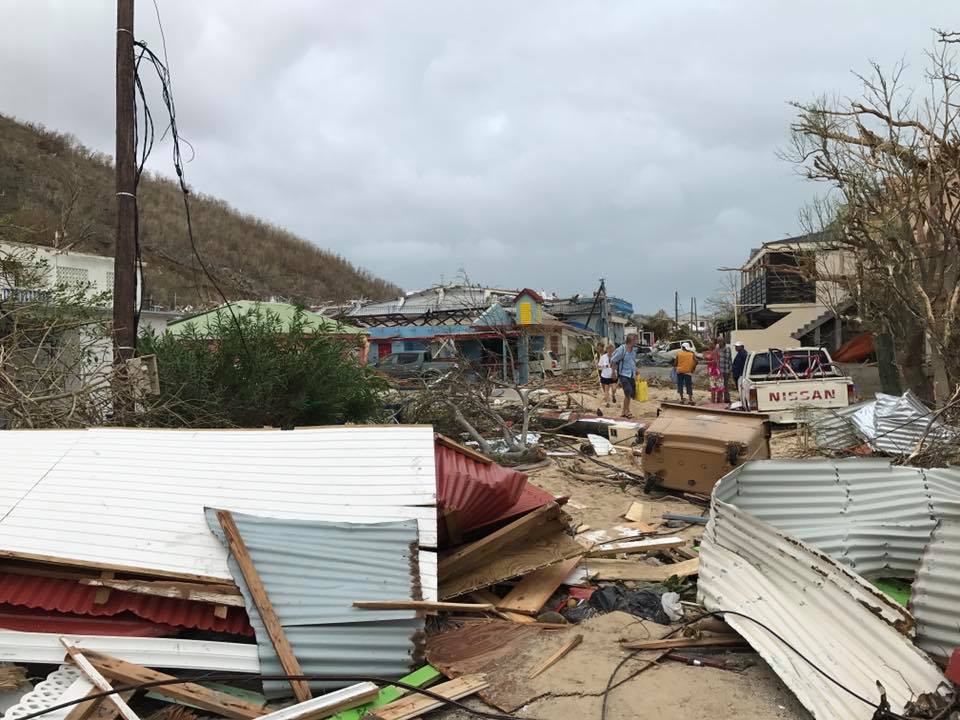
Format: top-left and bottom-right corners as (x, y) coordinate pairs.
(543, 293), (634, 345)
(730, 233), (853, 351)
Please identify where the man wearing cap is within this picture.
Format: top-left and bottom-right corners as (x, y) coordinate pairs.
(673, 341), (698, 404)
(731, 340), (748, 399)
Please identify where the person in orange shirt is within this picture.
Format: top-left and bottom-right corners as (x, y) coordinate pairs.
(673, 341), (698, 404)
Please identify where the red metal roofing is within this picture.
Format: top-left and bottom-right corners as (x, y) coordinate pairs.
(0, 574), (253, 636)
(435, 444), (528, 532)
(475, 480), (561, 531)
(0, 605), (179, 636)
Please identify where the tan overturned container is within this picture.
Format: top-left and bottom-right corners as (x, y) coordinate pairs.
(638, 404), (771, 494)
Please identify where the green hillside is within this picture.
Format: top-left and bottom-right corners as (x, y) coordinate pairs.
(0, 113), (400, 306)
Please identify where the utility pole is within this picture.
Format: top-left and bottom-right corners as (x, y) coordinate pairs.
(674, 291), (679, 330)
(113, 0), (137, 365)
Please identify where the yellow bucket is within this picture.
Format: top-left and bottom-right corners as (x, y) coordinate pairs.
(634, 379), (648, 402)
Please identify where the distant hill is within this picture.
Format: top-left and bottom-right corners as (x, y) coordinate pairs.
(0, 113), (401, 307)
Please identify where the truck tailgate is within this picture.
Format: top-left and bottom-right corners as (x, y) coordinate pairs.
(753, 378), (852, 412)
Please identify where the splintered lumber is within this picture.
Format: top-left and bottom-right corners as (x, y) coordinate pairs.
(79, 578), (245, 606)
(469, 591), (536, 624)
(438, 503), (562, 582)
(66, 691), (135, 720)
(82, 650), (265, 719)
(496, 557), (581, 615)
(328, 666), (442, 720)
(586, 536), (686, 558)
(527, 634), (583, 678)
(257, 683), (379, 720)
(435, 434), (492, 464)
(620, 634), (746, 651)
(588, 557), (699, 582)
(623, 502), (651, 523)
(60, 640), (140, 720)
(216, 509), (311, 702)
(366, 675), (488, 720)
(352, 601), (493, 614)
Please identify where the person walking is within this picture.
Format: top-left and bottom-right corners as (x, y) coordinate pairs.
(610, 333), (639, 418)
(673, 341), (698, 404)
(731, 340), (748, 399)
(707, 341), (724, 403)
(597, 343), (617, 407)
(717, 335), (732, 404)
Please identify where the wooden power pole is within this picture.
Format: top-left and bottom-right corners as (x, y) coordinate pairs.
(114, 0), (137, 365)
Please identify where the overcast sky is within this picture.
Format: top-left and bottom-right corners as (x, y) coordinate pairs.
(2, 2), (956, 311)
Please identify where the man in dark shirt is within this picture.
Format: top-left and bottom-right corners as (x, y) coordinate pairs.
(731, 340), (748, 398)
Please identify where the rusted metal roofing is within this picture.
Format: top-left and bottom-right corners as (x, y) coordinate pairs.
(0, 606), (178, 636)
(435, 444), (527, 532)
(206, 511), (425, 698)
(0, 573), (252, 635)
(699, 458), (960, 720)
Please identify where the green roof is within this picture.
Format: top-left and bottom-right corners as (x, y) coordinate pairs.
(166, 301), (367, 337)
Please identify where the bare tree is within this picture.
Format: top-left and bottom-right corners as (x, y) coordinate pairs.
(786, 31), (960, 399)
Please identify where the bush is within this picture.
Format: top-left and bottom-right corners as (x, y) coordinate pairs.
(139, 306), (388, 428)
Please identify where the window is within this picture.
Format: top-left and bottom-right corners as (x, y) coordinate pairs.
(396, 353), (422, 365)
(56, 266), (89, 287)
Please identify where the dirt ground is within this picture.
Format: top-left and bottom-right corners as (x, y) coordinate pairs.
(435, 380), (814, 720)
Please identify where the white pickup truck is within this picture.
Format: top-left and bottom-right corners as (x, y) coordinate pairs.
(740, 347), (856, 424)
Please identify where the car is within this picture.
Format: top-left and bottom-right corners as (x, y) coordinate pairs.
(373, 351), (458, 379)
(529, 349), (560, 377)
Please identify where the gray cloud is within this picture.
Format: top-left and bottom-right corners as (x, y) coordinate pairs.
(1, 0), (954, 310)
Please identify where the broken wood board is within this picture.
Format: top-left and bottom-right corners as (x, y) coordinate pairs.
(435, 434), (492, 464)
(623, 502), (651, 523)
(79, 578), (244, 606)
(528, 634), (582, 678)
(256, 683), (379, 720)
(620, 634), (746, 651)
(586, 536), (686, 558)
(496, 557), (582, 615)
(587, 557), (699, 582)
(65, 691), (135, 720)
(441, 533), (584, 599)
(352, 601), (492, 613)
(83, 650), (266, 719)
(60, 641), (140, 720)
(366, 675), (488, 720)
(327, 666), (442, 720)
(468, 591), (536, 624)
(438, 503), (564, 582)
(215, 510), (311, 702)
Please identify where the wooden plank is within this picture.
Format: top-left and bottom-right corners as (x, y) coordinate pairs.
(527, 634), (583, 678)
(623, 502), (651, 523)
(586, 537), (686, 559)
(60, 641), (140, 720)
(438, 503), (561, 582)
(79, 578), (245, 606)
(216, 509), (311, 702)
(352, 601), (493, 613)
(440, 529), (584, 599)
(64, 690), (103, 720)
(256, 683), (379, 720)
(83, 650), (265, 719)
(0, 549), (231, 584)
(587, 557), (699, 582)
(469, 591), (536, 624)
(93, 572), (114, 606)
(496, 557), (581, 615)
(435, 434), (492, 464)
(366, 675), (488, 720)
(620, 634), (746, 651)
(442, 509), (462, 547)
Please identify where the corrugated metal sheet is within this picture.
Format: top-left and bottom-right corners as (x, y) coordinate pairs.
(699, 502), (949, 720)
(206, 511), (424, 697)
(3, 665), (92, 720)
(0, 426), (438, 582)
(0, 605), (178, 636)
(851, 392), (958, 455)
(0, 630), (260, 671)
(911, 519), (960, 659)
(700, 458), (960, 719)
(435, 445), (528, 532)
(801, 401), (870, 451)
(0, 573), (252, 635)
